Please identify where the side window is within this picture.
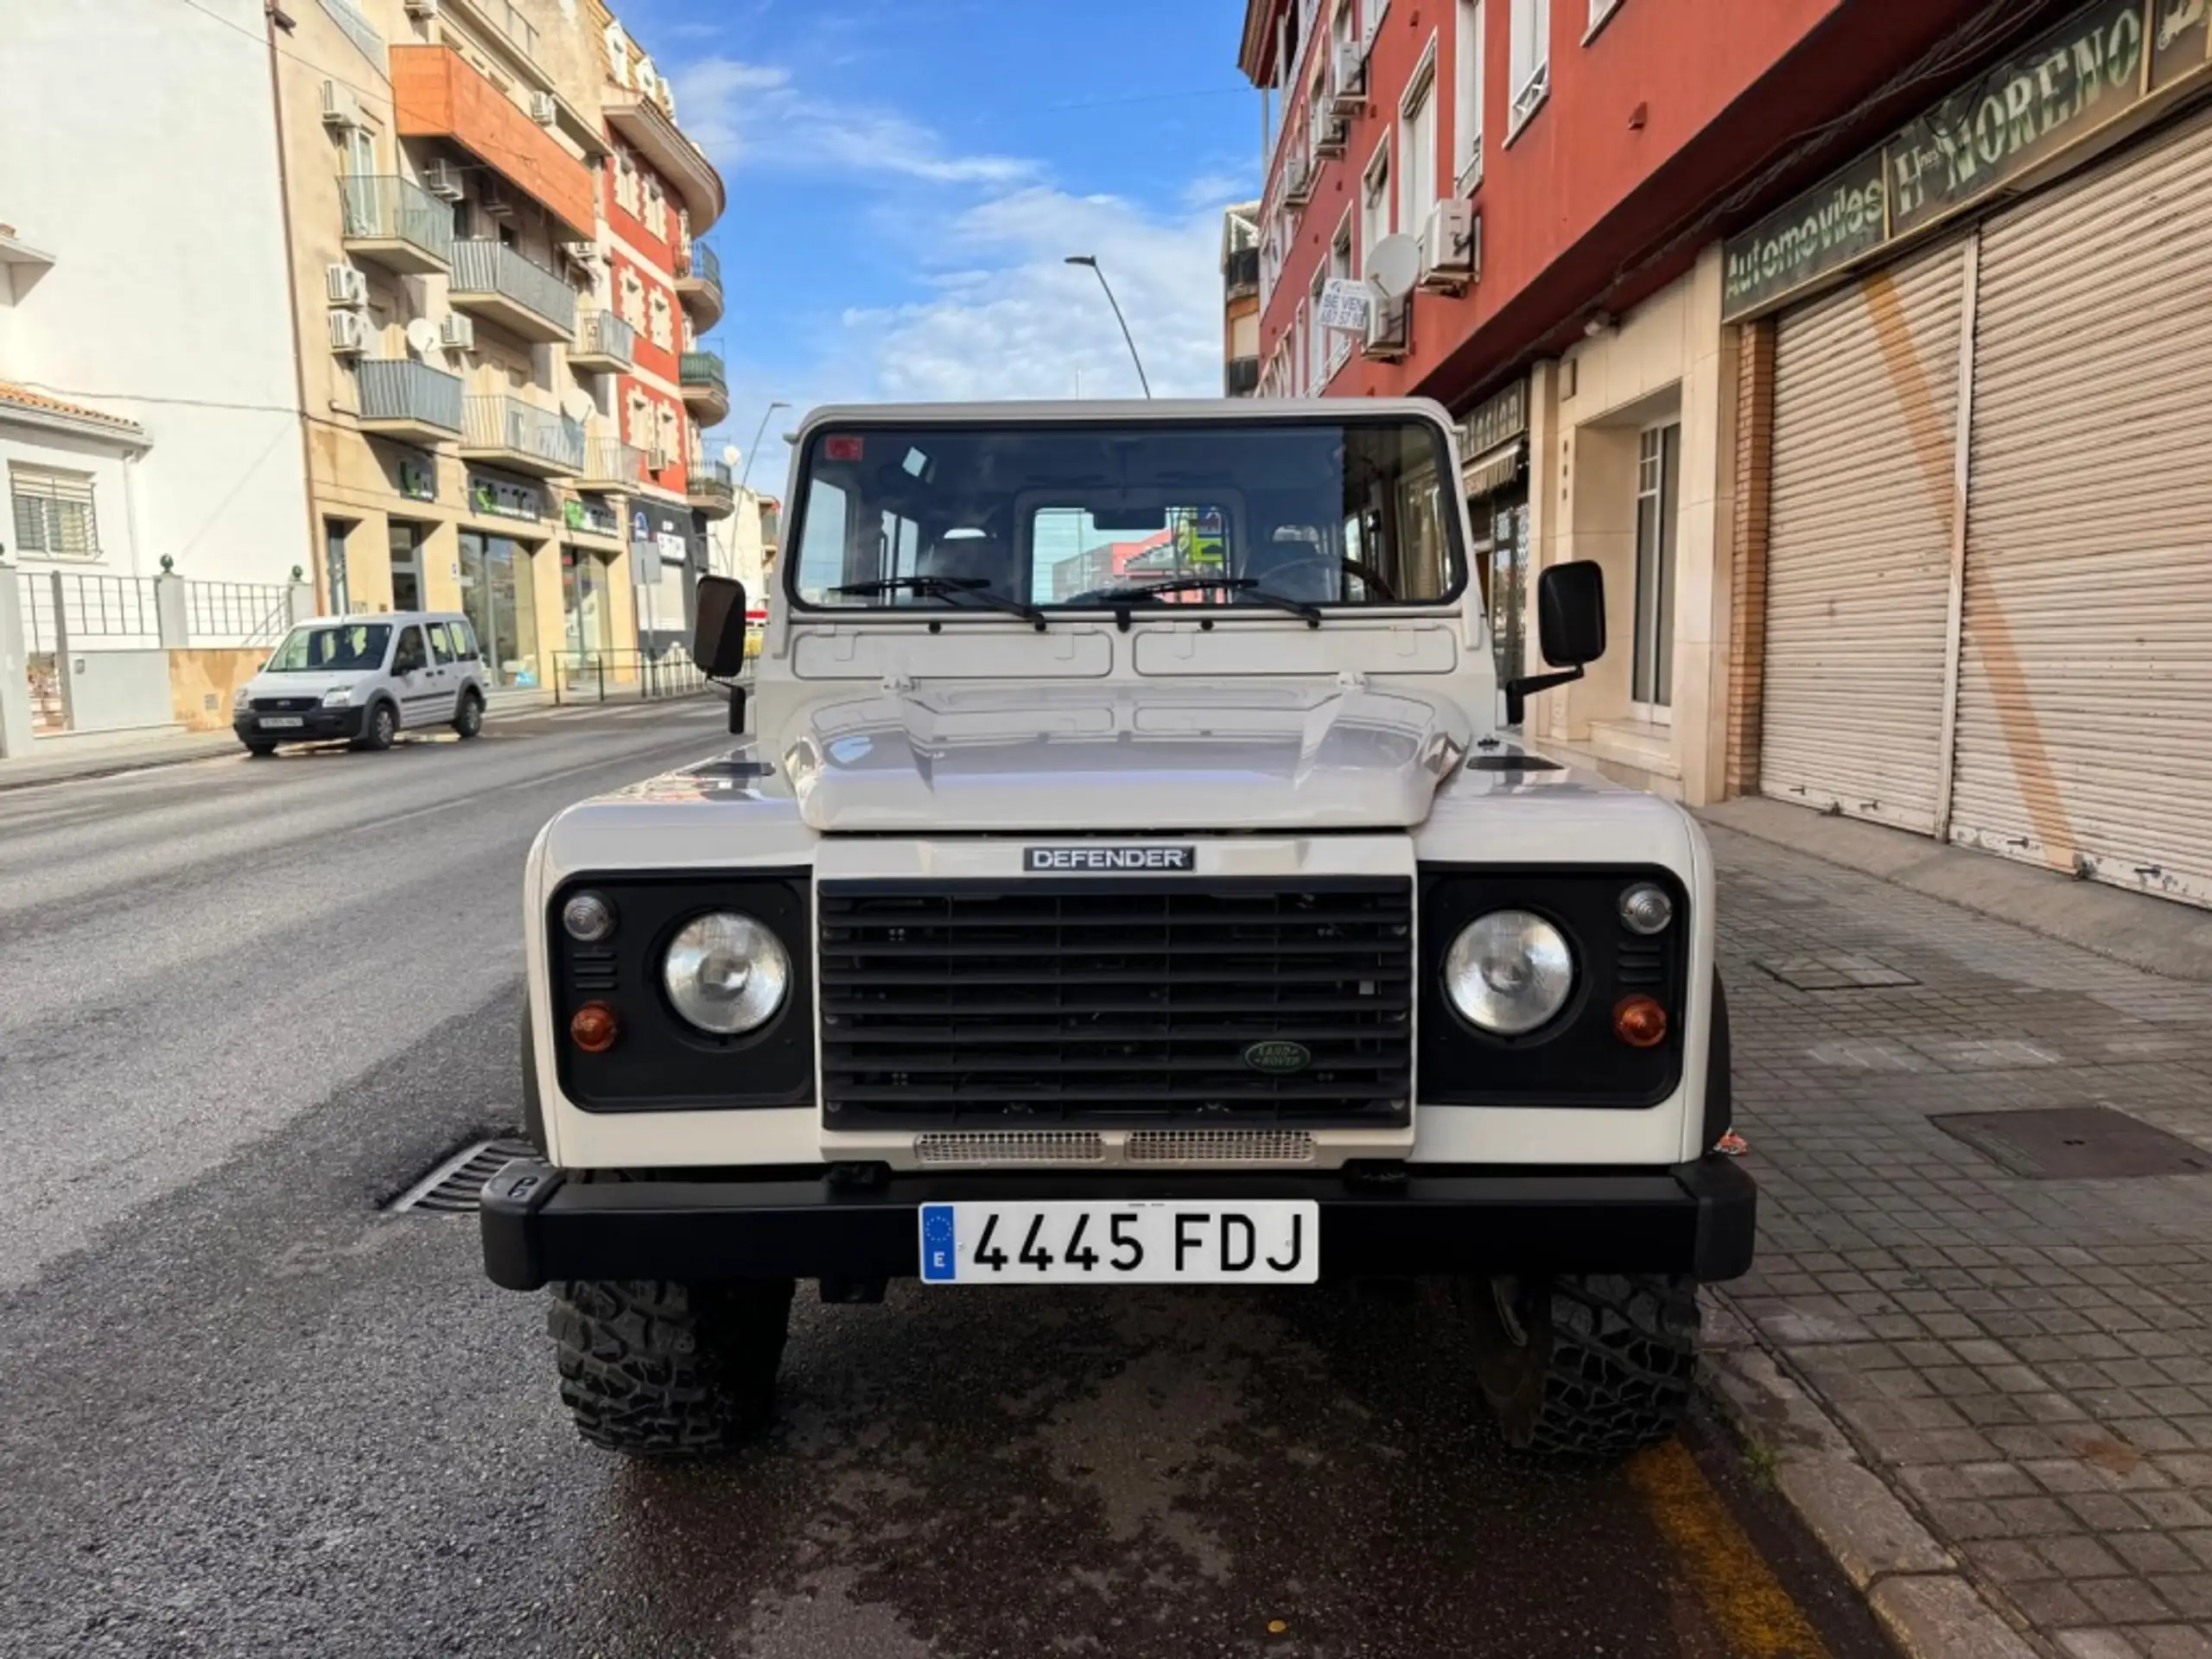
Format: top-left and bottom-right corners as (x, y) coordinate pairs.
(426, 622), (455, 664)
(392, 626), (429, 673)
(793, 475), (854, 601)
(450, 620), (480, 660)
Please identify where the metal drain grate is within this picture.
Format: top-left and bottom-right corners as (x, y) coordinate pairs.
(1929, 1107), (2212, 1179)
(1756, 953), (1920, 990)
(387, 1138), (536, 1214)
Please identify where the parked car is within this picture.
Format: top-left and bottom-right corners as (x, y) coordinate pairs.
(231, 612), (489, 754)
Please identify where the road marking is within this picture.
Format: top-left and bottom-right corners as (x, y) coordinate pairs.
(1627, 1440), (1832, 1659)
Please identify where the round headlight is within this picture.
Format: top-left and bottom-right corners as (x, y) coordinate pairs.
(1618, 882), (1674, 936)
(664, 912), (790, 1035)
(1444, 910), (1575, 1035)
(562, 891), (617, 943)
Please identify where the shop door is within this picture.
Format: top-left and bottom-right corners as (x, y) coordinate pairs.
(561, 546), (613, 662)
(458, 531), (542, 690)
(1759, 237), (1967, 832)
(1949, 108), (2212, 907)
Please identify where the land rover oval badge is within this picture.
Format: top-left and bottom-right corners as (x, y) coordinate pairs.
(1243, 1039), (1312, 1076)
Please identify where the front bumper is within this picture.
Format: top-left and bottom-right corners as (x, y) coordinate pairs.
(479, 1156), (1756, 1291)
(234, 705), (365, 742)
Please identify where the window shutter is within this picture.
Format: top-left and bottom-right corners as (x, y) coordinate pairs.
(10, 466), (99, 556)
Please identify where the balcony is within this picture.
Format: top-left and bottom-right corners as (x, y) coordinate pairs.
(448, 239), (576, 343)
(569, 308), (634, 373)
(675, 242), (723, 327)
(678, 350), (728, 423)
(1224, 354), (1261, 397)
(687, 459), (734, 519)
(357, 359), (465, 444)
(576, 429), (648, 492)
(460, 394), (583, 478)
(603, 89), (724, 235)
(341, 175), (453, 275)
(1224, 245), (1259, 302)
(391, 45), (595, 240)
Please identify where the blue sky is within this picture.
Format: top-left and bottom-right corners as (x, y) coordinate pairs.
(614, 0), (1260, 480)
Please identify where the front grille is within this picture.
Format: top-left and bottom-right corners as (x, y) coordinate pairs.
(251, 696), (318, 713)
(818, 878), (1413, 1128)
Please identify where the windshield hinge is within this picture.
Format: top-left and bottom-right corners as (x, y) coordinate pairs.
(1336, 669), (1369, 693)
(879, 671), (914, 693)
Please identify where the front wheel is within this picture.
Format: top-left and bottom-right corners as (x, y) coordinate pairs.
(354, 701), (397, 752)
(452, 689), (484, 739)
(243, 741), (278, 758)
(1461, 1273), (1700, 1462)
(550, 1277), (795, 1458)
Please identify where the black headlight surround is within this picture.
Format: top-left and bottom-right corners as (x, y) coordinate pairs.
(1419, 866), (1689, 1107)
(549, 870), (814, 1112)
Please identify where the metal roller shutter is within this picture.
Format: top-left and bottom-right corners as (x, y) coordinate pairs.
(1951, 109), (2212, 909)
(1760, 239), (1966, 832)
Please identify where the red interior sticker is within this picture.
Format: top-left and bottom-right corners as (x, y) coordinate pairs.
(823, 435), (864, 462)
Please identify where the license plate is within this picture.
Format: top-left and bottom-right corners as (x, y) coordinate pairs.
(259, 715), (304, 728)
(918, 1200), (1319, 1285)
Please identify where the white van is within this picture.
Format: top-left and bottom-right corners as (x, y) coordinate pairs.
(231, 612), (491, 754)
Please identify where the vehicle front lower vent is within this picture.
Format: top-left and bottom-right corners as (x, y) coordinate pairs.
(1125, 1129), (1316, 1165)
(914, 1131), (1106, 1166)
(817, 877), (1414, 1129)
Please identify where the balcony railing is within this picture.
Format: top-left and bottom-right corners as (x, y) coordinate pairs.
(451, 0), (538, 66)
(580, 432), (648, 489)
(678, 241), (721, 289)
(359, 359), (465, 433)
(679, 350), (726, 393)
(462, 394), (584, 474)
(570, 308), (635, 370)
(340, 175), (454, 270)
(449, 239), (577, 338)
(689, 459), (734, 516)
(1224, 245), (1260, 299)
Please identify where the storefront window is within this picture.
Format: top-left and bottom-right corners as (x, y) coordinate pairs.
(1489, 497), (1529, 701)
(561, 546), (613, 660)
(388, 521), (423, 613)
(458, 531), (541, 689)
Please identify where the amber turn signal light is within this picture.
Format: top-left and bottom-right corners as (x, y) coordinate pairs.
(569, 1001), (620, 1053)
(1612, 995), (1668, 1048)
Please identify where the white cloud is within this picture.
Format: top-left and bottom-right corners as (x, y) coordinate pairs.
(671, 56), (1032, 185)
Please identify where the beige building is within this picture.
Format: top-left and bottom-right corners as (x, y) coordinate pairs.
(270, 0), (726, 696)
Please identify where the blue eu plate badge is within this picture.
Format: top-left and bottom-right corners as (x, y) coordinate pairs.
(919, 1205), (957, 1282)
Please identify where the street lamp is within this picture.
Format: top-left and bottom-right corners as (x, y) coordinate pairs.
(736, 399), (790, 499)
(1064, 255), (1152, 398)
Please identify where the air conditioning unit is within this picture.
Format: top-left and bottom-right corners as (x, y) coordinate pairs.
(324, 263), (368, 306)
(1313, 109), (1350, 158)
(1418, 199), (1479, 290)
(1284, 149), (1314, 206)
(439, 313), (475, 350)
(647, 446), (671, 473)
(1362, 292), (1408, 361)
(404, 0), (439, 15)
(328, 308), (371, 356)
(320, 80), (365, 129)
(530, 92), (559, 126)
(480, 179), (516, 218)
(421, 159), (464, 201)
(1332, 41), (1368, 111)
(561, 239), (600, 269)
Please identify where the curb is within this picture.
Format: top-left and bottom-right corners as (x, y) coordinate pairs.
(0, 743), (238, 793)
(1703, 1298), (2053, 1659)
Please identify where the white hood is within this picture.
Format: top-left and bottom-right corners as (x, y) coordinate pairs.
(246, 670), (374, 700)
(780, 680), (1472, 832)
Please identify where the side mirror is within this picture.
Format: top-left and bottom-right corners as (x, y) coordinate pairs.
(690, 575), (749, 677)
(1503, 560), (1607, 726)
(1536, 560), (1606, 667)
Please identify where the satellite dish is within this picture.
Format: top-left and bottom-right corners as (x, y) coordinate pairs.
(721, 443), (742, 467)
(561, 390), (596, 422)
(1365, 232), (1421, 302)
(404, 319), (440, 357)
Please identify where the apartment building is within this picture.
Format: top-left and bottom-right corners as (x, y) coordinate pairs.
(1221, 203), (1262, 396)
(1242, 0), (2212, 912)
(273, 0), (725, 692)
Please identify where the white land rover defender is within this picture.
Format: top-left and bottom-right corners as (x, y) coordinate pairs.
(480, 398), (1752, 1463)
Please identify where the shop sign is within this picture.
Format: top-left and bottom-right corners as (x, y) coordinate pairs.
(2152, 0), (2209, 88)
(657, 530), (689, 567)
(565, 496), (620, 537)
(1889, 0), (2145, 236)
(397, 456), (437, 503)
(469, 472), (543, 522)
(1722, 0), (2195, 320)
(1460, 378), (1529, 455)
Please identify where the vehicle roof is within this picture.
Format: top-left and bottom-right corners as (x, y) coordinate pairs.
(301, 611), (467, 626)
(793, 397), (1459, 430)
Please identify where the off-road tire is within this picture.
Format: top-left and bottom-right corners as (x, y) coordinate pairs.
(355, 700), (397, 752)
(1462, 1273), (1700, 1463)
(549, 1277), (795, 1458)
(453, 689), (484, 739)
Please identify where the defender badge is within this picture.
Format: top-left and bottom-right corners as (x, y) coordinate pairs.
(1242, 1040), (1313, 1076)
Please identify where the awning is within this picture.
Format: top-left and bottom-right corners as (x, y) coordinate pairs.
(1461, 436), (1526, 498)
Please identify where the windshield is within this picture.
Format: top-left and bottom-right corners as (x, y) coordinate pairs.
(787, 417), (1463, 613)
(264, 623), (391, 673)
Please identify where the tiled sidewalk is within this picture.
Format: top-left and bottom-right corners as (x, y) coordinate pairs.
(1710, 823), (2212, 1658)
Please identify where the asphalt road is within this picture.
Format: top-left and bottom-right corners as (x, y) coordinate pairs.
(0, 702), (1891, 1658)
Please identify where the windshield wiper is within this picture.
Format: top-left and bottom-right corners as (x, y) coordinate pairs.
(1069, 575), (1322, 630)
(830, 574), (1047, 631)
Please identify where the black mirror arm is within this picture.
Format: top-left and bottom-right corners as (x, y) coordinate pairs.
(1503, 665), (1585, 727)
